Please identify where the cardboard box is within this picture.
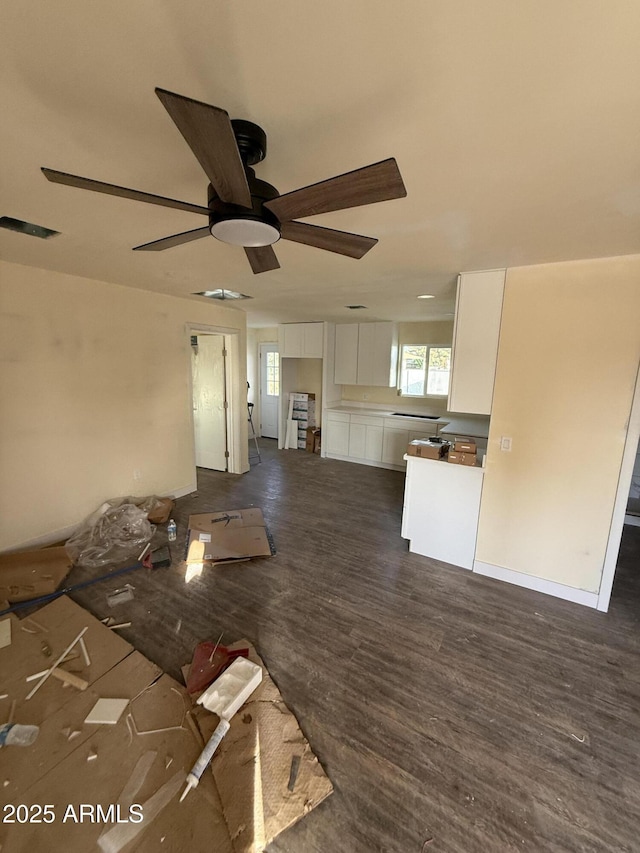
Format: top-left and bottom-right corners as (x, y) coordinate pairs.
(453, 438), (477, 453)
(0, 546), (71, 603)
(448, 451), (478, 466)
(186, 508), (275, 564)
(306, 427), (321, 453)
(406, 439), (450, 460)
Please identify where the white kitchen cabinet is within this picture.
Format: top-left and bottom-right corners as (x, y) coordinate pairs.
(357, 322), (398, 387)
(303, 322), (324, 358)
(402, 455), (484, 570)
(349, 415), (384, 462)
(448, 269), (505, 415)
(334, 324), (359, 384)
(335, 322), (397, 387)
(279, 323), (324, 358)
(325, 412), (350, 456)
(381, 422), (438, 466)
(382, 427), (410, 466)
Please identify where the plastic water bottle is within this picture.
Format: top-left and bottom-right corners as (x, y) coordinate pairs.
(0, 723), (40, 747)
(167, 519), (177, 542)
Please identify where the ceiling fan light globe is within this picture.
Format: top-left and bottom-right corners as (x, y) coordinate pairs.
(209, 218), (280, 247)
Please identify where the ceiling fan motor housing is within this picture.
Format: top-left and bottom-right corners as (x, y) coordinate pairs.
(208, 166), (281, 246)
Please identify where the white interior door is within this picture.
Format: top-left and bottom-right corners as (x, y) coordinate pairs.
(259, 343), (279, 439)
(192, 335), (228, 470)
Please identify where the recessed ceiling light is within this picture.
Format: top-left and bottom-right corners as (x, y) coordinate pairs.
(346, 305), (368, 310)
(417, 294), (435, 299)
(194, 289), (252, 300)
(0, 216), (60, 239)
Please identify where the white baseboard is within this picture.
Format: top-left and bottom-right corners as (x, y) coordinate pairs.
(170, 483), (198, 499)
(473, 560), (600, 609)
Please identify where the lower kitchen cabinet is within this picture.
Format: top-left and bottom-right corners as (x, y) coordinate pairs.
(325, 413), (350, 456)
(325, 411), (438, 468)
(402, 455), (484, 570)
(326, 412), (385, 464)
(348, 417), (384, 462)
(381, 424), (438, 467)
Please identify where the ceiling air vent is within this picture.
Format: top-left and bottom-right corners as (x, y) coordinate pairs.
(194, 289), (252, 300)
(0, 217), (60, 239)
(346, 304), (367, 310)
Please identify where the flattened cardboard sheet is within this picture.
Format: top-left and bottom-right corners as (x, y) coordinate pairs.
(186, 508), (274, 564)
(192, 641), (333, 853)
(0, 546), (71, 602)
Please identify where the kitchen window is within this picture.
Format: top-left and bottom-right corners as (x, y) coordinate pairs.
(399, 344), (451, 397)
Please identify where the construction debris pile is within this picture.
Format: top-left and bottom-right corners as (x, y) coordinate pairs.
(0, 499), (330, 852)
(0, 596), (332, 851)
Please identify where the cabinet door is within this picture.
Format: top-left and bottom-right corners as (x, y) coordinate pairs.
(326, 419), (350, 456)
(348, 423), (367, 458)
(303, 323), (324, 358)
(371, 322), (398, 387)
(448, 270), (505, 415)
(334, 324), (359, 385)
(382, 427), (410, 465)
(365, 425), (384, 461)
(356, 323), (375, 385)
(281, 324), (303, 358)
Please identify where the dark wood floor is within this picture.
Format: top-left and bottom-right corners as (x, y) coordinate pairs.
(69, 440), (640, 853)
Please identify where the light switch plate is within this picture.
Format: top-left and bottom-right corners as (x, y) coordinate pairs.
(500, 436), (512, 452)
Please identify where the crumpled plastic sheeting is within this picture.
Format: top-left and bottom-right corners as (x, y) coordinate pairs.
(65, 503), (154, 569)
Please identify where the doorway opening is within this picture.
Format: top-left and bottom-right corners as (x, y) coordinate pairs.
(187, 323), (247, 478)
(259, 342), (280, 440)
(598, 362), (640, 611)
(191, 333), (228, 471)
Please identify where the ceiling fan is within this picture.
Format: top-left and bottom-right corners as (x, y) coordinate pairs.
(42, 88), (407, 274)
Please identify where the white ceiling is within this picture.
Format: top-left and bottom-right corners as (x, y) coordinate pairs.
(1, 1), (639, 327)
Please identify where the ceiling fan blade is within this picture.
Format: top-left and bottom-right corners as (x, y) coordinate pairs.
(41, 168), (209, 215)
(281, 221), (377, 259)
(132, 226), (211, 251)
(155, 88), (252, 209)
(265, 158), (406, 222)
(244, 245), (280, 274)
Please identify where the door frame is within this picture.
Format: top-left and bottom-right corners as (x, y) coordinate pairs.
(186, 323), (247, 476)
(258, 341), (279, 439)
(597, 360), (640, 611)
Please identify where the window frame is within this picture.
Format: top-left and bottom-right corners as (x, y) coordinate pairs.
(398, 343), (452, 398)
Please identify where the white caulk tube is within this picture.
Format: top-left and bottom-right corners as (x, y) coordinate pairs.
(180, 656), (262, 802)
(180, 717), (230, 801)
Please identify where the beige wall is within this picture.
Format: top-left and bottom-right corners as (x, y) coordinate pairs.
(0, 261), (248, 550)
(341, 320), (454, 410)
(295, 359), (323, 424)
(476, 254), (640, 592)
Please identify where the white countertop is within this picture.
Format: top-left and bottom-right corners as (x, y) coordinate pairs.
(326, 404), (490, 437)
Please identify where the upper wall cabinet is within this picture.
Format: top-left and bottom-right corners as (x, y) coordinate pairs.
(334, 324), (359, 384)
(279, 323), (324, 358)
(334, 322), (398, 387)
(448, 269), (505, 415)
